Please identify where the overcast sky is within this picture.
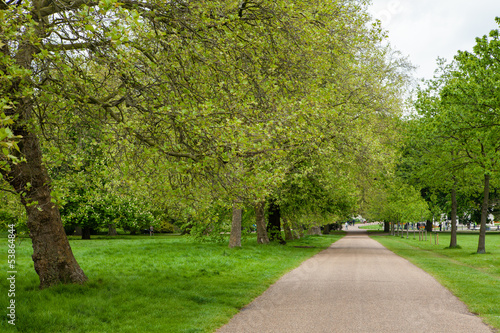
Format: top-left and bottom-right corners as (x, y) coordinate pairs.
(368, 0), (500, 83)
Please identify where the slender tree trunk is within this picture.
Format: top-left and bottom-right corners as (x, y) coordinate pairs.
(229, 205), (242, 248)
(425, 220), (433, 232)
(255, 201), (269, 244)
(267, 198), (286, 244)
(283, 218), (294, 241)
(477, 174), (490, 254)
(82, 227), (91, 240)
(384, 221), (390, 233)
(292, 220), (304, 239)
(450, 184), (458, 248)
(1, 42), (87, 289)
(108, 223), (117, 236)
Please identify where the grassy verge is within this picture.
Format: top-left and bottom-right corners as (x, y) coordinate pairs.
(1, 233), (342, 333)
(372, 233), (500, 330)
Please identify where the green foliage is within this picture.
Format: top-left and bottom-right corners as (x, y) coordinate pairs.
(0, 111), (24, 170)
(0, 187), (26, 232)
(2, 0), (410, 262)
(406, 18), (500, 251)
(408, 18), (500, 192)
(60, 189), (157, 234)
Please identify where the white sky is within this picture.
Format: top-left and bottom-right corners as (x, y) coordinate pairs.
(368, 0), (500, 83)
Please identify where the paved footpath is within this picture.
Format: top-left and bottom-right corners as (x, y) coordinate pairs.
(217, 226), (494, 333)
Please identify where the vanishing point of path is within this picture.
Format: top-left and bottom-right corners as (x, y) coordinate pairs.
(217, 226), (494, 333)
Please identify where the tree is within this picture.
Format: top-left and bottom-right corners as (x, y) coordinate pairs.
(0, 0), (410, 288)
(405, 18), (500, 253)
(438, 19), (500, 253)
(406, 84), (471, 248)
(228, 204), (242, 248)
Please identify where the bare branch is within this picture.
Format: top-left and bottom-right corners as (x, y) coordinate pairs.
(37, 0), (99, 18)
(43, 40), (111, 51)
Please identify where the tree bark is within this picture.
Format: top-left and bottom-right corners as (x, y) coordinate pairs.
(477, 173), (490, 254)
(267, 198), (286, 244)
(108, 223), (117, 236)
(283, 218), (294, 240)
(449, 184), (458, 248)
(255, 201), (269, 244)
(82, 227), (91, 240)
(2, 129), (88, 288)
(384, 221), (390, 233)
(425, 220), (433, 232)
(308, 226), (322, 235)
(292, 220), (304, 239)
(1, 41), (87, 289)
(229, 205), (242, 248)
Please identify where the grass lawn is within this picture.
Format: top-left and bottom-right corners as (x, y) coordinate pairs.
(0, 233), (342, 333)
(372, 232), (500, 330)
(358, 223), (384, 231)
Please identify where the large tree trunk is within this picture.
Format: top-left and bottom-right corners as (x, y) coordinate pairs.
(255, 201), (269, 244)
(2, 129), (88, 288)
(229, 205), (242, 248)
(267, 198), (286, 244)
(1, 42), (87, 289)
(449, 184), (458, 248)
(477, 173), (490, 254)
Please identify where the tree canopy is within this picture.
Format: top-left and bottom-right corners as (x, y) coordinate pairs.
(1, 0), (411, 288)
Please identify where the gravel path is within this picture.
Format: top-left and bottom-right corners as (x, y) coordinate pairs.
(216, 226), (494, 333)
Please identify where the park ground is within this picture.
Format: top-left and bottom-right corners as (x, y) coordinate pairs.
(1, 230), (499, 332)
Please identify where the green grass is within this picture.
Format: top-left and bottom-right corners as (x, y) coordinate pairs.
(0, 233), (342, 333)
(372, 233), (500, 330)
(358, 224), (384, 231)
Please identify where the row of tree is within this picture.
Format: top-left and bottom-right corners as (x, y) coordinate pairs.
(1, 0), (410, 288)
(402, 17), (500, 253)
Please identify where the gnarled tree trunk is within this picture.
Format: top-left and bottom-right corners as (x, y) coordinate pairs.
(2, 128), (88, 288)
(1, 41), (87, 289)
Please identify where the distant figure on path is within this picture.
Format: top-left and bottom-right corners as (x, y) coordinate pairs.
(149, 225), (154, 236)
(345, 222), (348, 231)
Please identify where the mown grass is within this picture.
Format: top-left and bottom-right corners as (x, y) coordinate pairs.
(0, 233), (342, 333)
(372, 233), (500, 330)
(358, 224), (384, 231)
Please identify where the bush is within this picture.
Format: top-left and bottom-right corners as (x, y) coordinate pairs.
(157, 220), (176, 233)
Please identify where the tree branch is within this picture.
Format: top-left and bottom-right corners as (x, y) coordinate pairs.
(43, 40), (112, 51)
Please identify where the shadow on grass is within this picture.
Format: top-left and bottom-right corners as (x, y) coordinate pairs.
(444, 245), (462, 250)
